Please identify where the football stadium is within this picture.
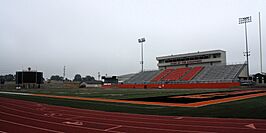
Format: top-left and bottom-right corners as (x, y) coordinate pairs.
(1, 1), (266, 133)
(104, 49), (249, 89)
(1, 49), (266, 133)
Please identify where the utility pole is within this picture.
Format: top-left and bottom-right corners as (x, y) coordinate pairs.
(63, 66), (66, 81)
(138, 38), (146, 72)
(98, 72), (101, 80)
(259, 12), (263, 74)
(239, 16), (252, 80)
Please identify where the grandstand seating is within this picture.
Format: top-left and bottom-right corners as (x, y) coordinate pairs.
(125, 70), (161, 83)
(192, 64), (244, 81)
(151, 68), (174, 82)
(162, 67), (191, 81)
(182, 66), (203, 81)
(123, 64), (244, 84)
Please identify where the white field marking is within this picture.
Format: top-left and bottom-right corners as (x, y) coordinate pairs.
(175, 117), (184, 120)
(103, 94), (124, 96)
(62, 121), (83, 126)
(0, 119), (63, 133)
(104, 125), (122, 131)
(36, 107), (46, 111)
(245, 124), (256, 129)
(0, 131), (7, 133)
(0, 91), (32, 96)
(44, 113), (59, 117)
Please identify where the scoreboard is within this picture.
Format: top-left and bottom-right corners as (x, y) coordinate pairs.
(16, 71), (43, 84)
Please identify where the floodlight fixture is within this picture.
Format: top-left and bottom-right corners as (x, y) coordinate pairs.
(138, 38), (145, 43)
(239, 16), (252, 24)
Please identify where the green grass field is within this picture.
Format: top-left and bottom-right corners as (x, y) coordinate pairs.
(1, 87), (266, 119)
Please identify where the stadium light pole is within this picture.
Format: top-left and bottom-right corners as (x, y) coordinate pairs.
(138, 38), (146, 72)
(258, 12), (263, 74)
(239, 16), (252, 80)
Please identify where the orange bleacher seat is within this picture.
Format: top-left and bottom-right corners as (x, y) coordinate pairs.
(162, 67), (190, 81)
(151, 68), (174, 82)
(182, 66), (203, 81)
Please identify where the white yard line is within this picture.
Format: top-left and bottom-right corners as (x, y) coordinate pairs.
(0, 91), (32, 96)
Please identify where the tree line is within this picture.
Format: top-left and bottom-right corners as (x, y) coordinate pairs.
(50, 74), (96, 82)
(0, 74), (96, 83)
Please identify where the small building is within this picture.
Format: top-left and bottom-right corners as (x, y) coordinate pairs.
(102, 76), (118, 85)
(253, 73), (266, 84)
(79, 80), (103, 88)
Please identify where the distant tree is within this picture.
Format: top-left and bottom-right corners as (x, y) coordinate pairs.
(0, 76), (5, 84)
(82, 75), (95, 82)
(73, 74), (82, 82)
(50, 75), (64, 81)
(0, 74), (14, 81)
(65, 78), (71, 82)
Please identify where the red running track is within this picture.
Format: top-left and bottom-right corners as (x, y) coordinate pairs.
(1, 97), (266, 133)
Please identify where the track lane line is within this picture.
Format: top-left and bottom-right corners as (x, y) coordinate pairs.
(0, 119), (63, 133)
(3, 97), (266, 125)
(2, 97), (266, 132)
(0, 105), (214, 133)
(1, 97), (266, 131)
(0, 100), (219, 133)
(104, 125), (123, 131)
(0, 110), (120, 133)
(1, 103), (264, 133)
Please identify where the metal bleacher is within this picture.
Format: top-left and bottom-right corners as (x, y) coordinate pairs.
(182, 66), (204, 81)
(192, 64), (244, 81)
(123, 64), (244, 84)
(151, 68), (174, 82)
(124, 70), (161, 83)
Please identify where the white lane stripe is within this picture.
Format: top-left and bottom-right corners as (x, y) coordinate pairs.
(104, 125), (122, 131)
(1, 103), (261, 132)
(0, 105), (215, 133)
(0, 104), (212, 133)
(0, 109), (120, 133)
(0, 119), (63, 133)
(0, 91), (32, 96)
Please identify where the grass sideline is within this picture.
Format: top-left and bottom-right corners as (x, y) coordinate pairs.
(1, 88), (266, 119)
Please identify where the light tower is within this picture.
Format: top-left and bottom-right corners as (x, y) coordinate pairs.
(63, 66), (66, 81)
(239, 16), (252, 79)
(138, 38), (146, 72)
(258, 12), (263, 74)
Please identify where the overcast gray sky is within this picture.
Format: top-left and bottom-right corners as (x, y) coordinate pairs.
(0, 0), (265, 79)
